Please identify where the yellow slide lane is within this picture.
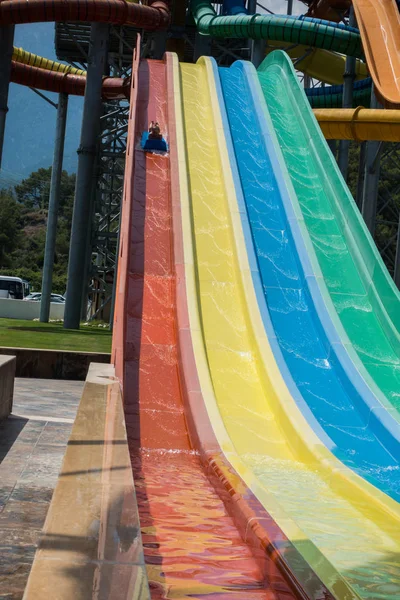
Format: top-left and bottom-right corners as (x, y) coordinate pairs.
(173, 54), (400, 600)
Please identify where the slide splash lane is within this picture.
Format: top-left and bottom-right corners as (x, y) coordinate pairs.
(172, 54), (400, 600)
(258, 52), (400, 420)
(113, 57), (282, 599)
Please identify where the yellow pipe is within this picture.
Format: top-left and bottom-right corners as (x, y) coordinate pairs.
(314, 107), (400, 141)
(265, 42), (368, 85)
(12, 47), (86, 76)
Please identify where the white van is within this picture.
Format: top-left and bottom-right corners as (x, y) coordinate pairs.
(0, 276), (30, 300)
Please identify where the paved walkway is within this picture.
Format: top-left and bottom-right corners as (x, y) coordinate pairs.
(0, 378), (83, 599)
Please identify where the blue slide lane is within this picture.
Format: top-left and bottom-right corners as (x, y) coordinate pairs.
(216, 59), (400, 502)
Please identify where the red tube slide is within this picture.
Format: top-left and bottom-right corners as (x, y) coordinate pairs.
(2, 0), (169, 96)
(10, 61), (130, 99)
(0, 0), (169, 29)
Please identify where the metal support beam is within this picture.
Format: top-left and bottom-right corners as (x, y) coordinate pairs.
(64, 23), (109, 329)
(251, 40), (266, 67)
(287, 0), (293, 15)
(248, 0), (266, 67)
(194, 33), (212, 60)
(0, 25), (15, 169)
(361, 87), (382, 235)
(152, 31), (168, 59)
(394, 212), (400, 289)
(355, 141), (366, 209)
(337, 7), (356, 180)
(40, 93), (69, 323)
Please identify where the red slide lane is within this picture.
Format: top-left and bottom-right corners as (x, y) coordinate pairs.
(114, 57), (291, 598)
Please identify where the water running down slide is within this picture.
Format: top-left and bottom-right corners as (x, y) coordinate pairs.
(220, 60), (400, 501)
(112, 56), (283, 599)
(170, 53), (400, 599)
(112, 52), (338, 599)
(258, 51), (400, 419)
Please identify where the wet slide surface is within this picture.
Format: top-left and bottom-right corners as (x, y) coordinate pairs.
(352, 0), (400, 106)
(257, 52), (400, 419)
(177, 56), (400, 600)
(219, 62), (400, 501)
(123, 58), (276, 599)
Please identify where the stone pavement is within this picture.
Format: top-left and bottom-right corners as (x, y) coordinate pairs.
(0, 378), (83, 599)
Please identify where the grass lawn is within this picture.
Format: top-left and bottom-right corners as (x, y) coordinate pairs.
(0, 319), (112, 353)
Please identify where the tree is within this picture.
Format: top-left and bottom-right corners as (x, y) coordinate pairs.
(0, 167), (76, 293)
(0, 190), (21, 267)
(15, 167), (75, 214)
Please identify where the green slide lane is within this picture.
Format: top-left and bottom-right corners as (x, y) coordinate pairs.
(257, 51), (400, 414)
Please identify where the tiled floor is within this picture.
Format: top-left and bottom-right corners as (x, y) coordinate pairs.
(0, 378), (83, 600)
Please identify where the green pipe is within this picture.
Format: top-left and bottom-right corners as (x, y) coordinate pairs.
(308, 87), (371, 108)
(191, 0), (362, 58)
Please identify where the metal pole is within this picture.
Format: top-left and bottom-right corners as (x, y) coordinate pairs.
(327, 139), (337, 158)
(247, 0), (266, 66)
(153, 31), (167, 59)
(64, 23), (109, 329)
(355, 141), (366, 209)
(337, 7), (356, 180)
(109, 224), (121, 330)
(394, 212), (400, 289)
(0, 25), (15, 169)
(361, 87), (382, 235)
(287, 0), (293, 15)
(40, 93), (69, 323)
(194, 33), (212, 60)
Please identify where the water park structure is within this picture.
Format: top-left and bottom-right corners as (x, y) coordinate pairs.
(1, 0), (400, 597)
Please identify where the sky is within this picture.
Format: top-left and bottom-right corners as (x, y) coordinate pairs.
(1, 23), (84, 187)
(1, 0), (305, 186)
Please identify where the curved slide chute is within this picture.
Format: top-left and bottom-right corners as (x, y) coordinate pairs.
(265, 42), (368, 85)
(0, 0), (169, 94)
(192, 0), (362, 57)
(352, 0), (400, 107)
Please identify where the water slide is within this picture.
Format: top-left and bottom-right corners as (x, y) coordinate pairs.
(257, 51), (400, 419)
(264, 43), (368, 85)
(191, 0), (400, 106)
(4, 0), (400, 108)
(220, 57), (400, 497)
(110, 46), (400, 598)
(111, 50), (338, 598)
(339, 0), (400, 106)
(165, 52), (400, 599)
